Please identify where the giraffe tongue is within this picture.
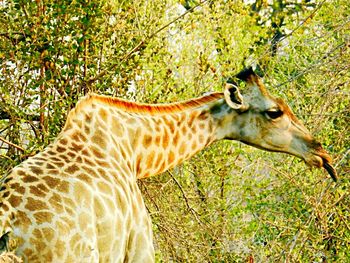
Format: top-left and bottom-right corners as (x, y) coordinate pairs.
(322, 159), (337, 182)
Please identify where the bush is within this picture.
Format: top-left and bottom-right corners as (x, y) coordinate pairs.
(1, 0), (348, 261)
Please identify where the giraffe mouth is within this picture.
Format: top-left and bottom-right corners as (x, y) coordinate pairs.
(322, 158), (337, 182)
(305, 154), (337, 182)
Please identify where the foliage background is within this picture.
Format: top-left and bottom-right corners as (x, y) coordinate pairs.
(0, 0), (349, 261)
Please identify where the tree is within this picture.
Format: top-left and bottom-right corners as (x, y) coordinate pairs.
(1, 0), (349, 261)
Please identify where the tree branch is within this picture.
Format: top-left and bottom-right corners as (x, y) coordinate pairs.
(87, 0), (211, 85)
(0, 109), (40, 121)
(0, 136), (25, 152)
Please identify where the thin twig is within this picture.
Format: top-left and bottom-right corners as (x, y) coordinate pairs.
(0, 136), (25, 152)
(167, 170), (203, 224)
(88, 0), (210, 85)
(275, 42), (345, 87)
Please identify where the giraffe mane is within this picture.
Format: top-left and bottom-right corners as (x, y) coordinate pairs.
(79, 92), (224, 115)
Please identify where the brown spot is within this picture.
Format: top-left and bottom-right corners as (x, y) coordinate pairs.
(111, 119), (125, 137)
(146, 151), (155, 168)
(168, 151), (175, 164)
(166, 119), (175, 133)
(77, 173), (92, 184)
(78, 212), (90, 229)
(46, 163), (56, 170)
(98, 108), (109, 123)
(67, 151), (76, 158)
(188, 132), (193, 140)
(81, 149), (91, 157)
(179, 142), (187, 156)
(188, 112), (197, 127)
(8, 194), (22, 207)
(97, 182), (113, 196)
(16, 169), (26, 176)
(34, 211), (54, 224)
(94, 197), (105, 218)
(56, 145), (66, 153)
(23, 175), (39, 183)
(155, 135), (161, 146)
(136, 155), (142, 174)
(42, 227), (55, 242)
(116, 192), (128, 215)
(126, 117), (136, 125)
(43, 176), (60, 188)
(49, 193), (64, 213)
(155, 125), (161, 132)
(172, 114), (180, 123)
(142, 134), (153, 148)
(59, 138), (68, 145)
(65, 164), (80, 174)
(191, 141), (198, 150)
(120, 147), (127, 160)
(29, 166), (44, 175)
(199, 123), (205, 130)
(192, 125), (197, 134)
(3, 176), (13, 184)
(25, 197), (49, 211)
(155, 153), (163, 168)
(131, 128), (141, 147)
(58, 154), (70, 163)
(56, 180), (70, 193)
(2, 190), (10, 198)
(162, 128), (170, 148)
(71, 142), (83, 151)
(97, 168), (107, 178)
(54, 239), (66, 258)
(91, 129), (107, 148)
(83, 157), (95, 166)
(95, 159), (110, 168)
(1, 203), (9, 211)
(82, 166), (98, 178)
(16, 211), (32, 232)
(198, 112), (208, 121)
(74, 182), (90, 204)
(198, 134), (205, 144)
(84, 124), (91, 135)
(84, 113), (92, 123)
(30, 185), (47, 198)
(47, 150), (56, 156)
(206, 137), (213, 146)
(173, 131), (180, 146)
(91, 146), (106, 159)
(208, 121), (213, 133)
(50, 157), (61, 162)
(181, 125), (187, 135)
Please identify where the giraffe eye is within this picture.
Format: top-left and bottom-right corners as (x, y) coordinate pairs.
(265, 109), (283, 119)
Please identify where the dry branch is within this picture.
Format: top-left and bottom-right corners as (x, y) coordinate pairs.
(0, 136), (25, 152)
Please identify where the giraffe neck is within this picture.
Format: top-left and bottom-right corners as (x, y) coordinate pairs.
(60, 94), (231, 179)
(132, 105), (217, 178)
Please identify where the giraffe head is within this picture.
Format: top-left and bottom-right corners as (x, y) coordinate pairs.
(222, 67), (337, 181)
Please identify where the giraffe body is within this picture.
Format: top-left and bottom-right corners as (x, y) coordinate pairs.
(0, 69), (336, 262)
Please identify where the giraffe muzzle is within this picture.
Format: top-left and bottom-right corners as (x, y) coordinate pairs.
(307, 147), (337, 182)
(295, 138), (337, 182)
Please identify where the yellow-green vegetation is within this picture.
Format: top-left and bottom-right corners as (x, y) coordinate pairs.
(1, 0), (348, 261)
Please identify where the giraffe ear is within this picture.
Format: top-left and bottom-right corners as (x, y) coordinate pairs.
(224, 83), (248, 111)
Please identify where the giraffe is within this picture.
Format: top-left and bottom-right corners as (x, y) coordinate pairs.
(0, 68), (336, 262)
